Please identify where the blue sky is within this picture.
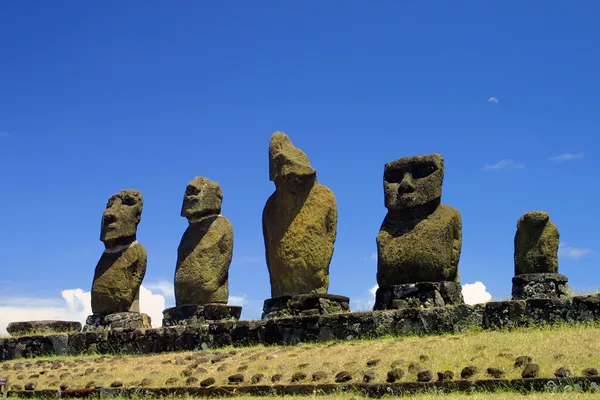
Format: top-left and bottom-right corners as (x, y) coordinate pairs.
(0, 1), (598, 327)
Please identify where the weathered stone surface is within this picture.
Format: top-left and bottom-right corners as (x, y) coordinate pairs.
(162, 304), (242, 326)
(82, 312), (151, 332)
(512, 273), (569, 300)
(6, 321), (81, 337)
(376, 154), (462, 286)
(92, 190), (147, 314)
(374, 282), (463, 310)
(514, 211), (559, 275)
(175, 177), (233, 305)
(262, 294), (350, 319)
(2, 298), (600, 361)
(263, 132), (337, 297)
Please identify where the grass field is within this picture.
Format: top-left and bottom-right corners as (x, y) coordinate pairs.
(1, 321), (599, 392)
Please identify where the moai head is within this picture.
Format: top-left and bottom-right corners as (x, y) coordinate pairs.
(181, 177), (223, 221)
(269, 132), (316, 187)
(100, 190), (143, 243)
(383, 153), (444, 210)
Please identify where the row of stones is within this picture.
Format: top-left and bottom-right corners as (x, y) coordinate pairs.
(6, 364), (599, 392)
(7, 377), (600, 399)
(1, 296), (599, 361)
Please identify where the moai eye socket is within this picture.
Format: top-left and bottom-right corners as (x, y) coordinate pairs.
(185, 185), (200, 196)
(411, 162), (438, 179)
(385, 167), (408, 184)
(123, 196), (137, 206)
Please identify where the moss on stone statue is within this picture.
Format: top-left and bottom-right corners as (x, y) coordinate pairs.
(263, 132), (337, 297)
(514, 211), (559, 275)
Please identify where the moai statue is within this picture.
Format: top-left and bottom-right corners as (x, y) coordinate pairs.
(85, 190), (151, 331)
(512, 211), (568, 299)
(374, 153), (464, 310)
(162, 177), (241, 326)
(261, 132), (349, 318)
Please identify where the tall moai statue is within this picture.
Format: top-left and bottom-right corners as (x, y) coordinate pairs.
(374, 153), (464, 310)
(84, 190), (152, 331)
(512, 211), (568, 299)
(261, 132), (349, 318)
(162, 177), (241, 326)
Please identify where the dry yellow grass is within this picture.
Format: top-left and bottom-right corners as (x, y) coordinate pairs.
(0, 322), (599, 390)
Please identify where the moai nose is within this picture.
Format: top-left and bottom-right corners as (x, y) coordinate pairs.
(399, 172), (416, 193)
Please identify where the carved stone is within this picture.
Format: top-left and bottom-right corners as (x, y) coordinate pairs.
(262, 293), (350, 319)
(175, 177), (234, 306)
(375, 154), (463, 310)
(162, 304), (242, 326)
(262, 132), (338, 298)
(82, 312), (151, 332)
(6, 321), (82, 337)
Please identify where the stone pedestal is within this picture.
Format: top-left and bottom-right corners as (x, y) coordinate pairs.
(6, 320), (82, 337)
(512, 273), (569, 300)
(374, 281), (464, 310)
(262, 293), (350, 319)
(82, 312), (151, 332)
(162, 304), (242, 326)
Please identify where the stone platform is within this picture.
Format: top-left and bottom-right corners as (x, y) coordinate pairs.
(6, 320), (82, 337)
(162, 304), (242, 326)
(512, 273), (569, 300)
(82, 312), (151, 332)
(262, 293), (350, 319)
(374, 281), (464, 310)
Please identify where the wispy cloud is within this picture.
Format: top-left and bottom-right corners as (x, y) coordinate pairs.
(144, 280), (174, 299)
(559, 242), (594, 259)
(350, 284), (378, 312)
(368, 252), (377, 262)
(487, 97), (499, 104)
(482, 159), (524, 171)
(549, 152), (584, 162)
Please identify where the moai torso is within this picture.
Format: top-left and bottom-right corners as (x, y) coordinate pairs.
(91, 190), (147, 314)
(262, 132), (338, 298)
(376, 154), (462, 286)
(174, 177), (234, 305)
(514, 211), (559, 275)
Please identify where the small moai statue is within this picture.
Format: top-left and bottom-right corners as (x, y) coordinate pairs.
(374, 153), (464, 310)
(162, 177), (241, 326)
(261, 132), (349, 318)
(512, 211), (568, 299)
(85, 190), (151, 331)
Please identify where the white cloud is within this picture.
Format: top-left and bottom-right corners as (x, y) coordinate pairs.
(461, 281), (492, 305)
(487, 97), (499, 104)
(350, 284), (378, 312)
(0, 285), (166, 335)
(549, 152), (584, 162)
(228, 295), (247, 307)
(144, 280), (174, 299)
(559, 242), (594, 259)
(482, 159), (524, 171)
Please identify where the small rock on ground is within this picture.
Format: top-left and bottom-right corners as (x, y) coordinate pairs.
(487, 367), (505, 378)
(335, 371), (352, 383)
(554, 367), (571, 378)
(521, 363), (539, 378)
(514, 356), (533, 368)
(387, 368), (405, 383)
(311, 371), (328, 382)
(417, 370), (433, 382)
(363, 370), (376, 383)
(291, 372), (307, 382)
(228, 374), (244, 384)
(200, 377), (215, 387)
(437, 370), (454, 381)
(251, 374), (264, 384)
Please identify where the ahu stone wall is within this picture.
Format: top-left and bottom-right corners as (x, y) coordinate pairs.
(1, 294), (599, 362)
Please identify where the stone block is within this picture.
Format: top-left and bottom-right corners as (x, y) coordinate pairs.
(512, 273), (569, 300)
(262, 293), (350, 319)
(374, 282), (464, 310)
(6, 320), (81, 337)
(83, 312), (151, 332)
(162, 304), (242, 326)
